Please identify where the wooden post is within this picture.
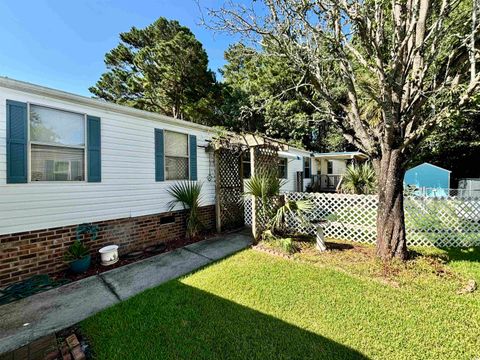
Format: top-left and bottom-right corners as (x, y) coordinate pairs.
(214, 150), (222, 233)
(250, 147), (259, 240)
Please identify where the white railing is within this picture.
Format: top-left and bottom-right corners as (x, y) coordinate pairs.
(244, 192), (480, 247)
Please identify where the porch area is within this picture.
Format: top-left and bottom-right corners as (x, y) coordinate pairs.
(310, 151), (368, 192)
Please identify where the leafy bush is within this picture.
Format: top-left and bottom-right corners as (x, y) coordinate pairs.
(64, 241), (90, 262)
(167, 181), (203, 239)
(341, 162), (377, 195)
(262, 230), (298, 254)
(278, 237), (298, 254)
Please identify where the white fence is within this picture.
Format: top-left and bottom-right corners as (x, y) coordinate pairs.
(244, 192), (480, 247)
(411, 187), (480, 198)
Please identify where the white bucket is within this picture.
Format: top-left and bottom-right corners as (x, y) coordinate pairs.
(99, 245), (119, 266)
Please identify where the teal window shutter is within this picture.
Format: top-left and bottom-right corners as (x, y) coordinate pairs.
(189, 134), (197, 181)
(6, 100), (28, 183)
(87, 115), (101, 182)
(155, 129), (164, 181)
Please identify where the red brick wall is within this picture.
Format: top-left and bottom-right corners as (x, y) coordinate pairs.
(0, 205), (215, 287)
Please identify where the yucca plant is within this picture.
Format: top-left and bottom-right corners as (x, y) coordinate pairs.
(244, 173), (314, 240)
(341, 162), (377, 195)
(167, 181), (203, 239)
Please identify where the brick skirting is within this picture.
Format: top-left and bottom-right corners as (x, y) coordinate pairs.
(0, 205), (215, 287)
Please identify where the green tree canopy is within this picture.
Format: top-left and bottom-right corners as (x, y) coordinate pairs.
(90, 17), (218, 124)
(220, 43), (349, 151)
(208, 0), (480, 259)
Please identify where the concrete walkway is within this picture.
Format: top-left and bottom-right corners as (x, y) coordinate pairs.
(0, 230), (252, 354)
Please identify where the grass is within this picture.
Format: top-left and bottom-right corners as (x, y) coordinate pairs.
(81, 245), (480, 360)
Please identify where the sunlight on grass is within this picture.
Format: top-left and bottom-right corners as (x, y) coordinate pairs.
(82, 249), (480, 360)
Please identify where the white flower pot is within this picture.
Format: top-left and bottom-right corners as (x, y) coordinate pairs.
(99, 245), (119, 266)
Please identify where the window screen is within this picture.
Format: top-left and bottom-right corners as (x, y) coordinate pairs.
(29, 105), (85, 182)
(165, 131), (189, 180)
(31, 144), (84, 181)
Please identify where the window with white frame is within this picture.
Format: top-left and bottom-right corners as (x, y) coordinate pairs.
(30, 105), (86, 181)
(165, 130), (189, 180)
(278, 158), (288, 179)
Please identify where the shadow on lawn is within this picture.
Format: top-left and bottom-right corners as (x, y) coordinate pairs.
(442, 247), (480, 263)
(82, 281), (369, 360)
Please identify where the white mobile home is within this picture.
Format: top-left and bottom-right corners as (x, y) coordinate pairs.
(0, 78), (314, 286)
(0, 78), (220, 286)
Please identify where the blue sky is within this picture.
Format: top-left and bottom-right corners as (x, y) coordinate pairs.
(0, 0), (238, 96)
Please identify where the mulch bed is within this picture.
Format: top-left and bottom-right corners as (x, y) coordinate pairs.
(55, 232), (216, 283)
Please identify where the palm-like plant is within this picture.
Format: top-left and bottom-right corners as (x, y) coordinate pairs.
(244, 174), (285, 228)
(244, 174), (314, 239)
(271, 199), (314, 234)
(341, 163), (377, 195)
(167, 181), (203, 239)
(243, 174), (285, 202)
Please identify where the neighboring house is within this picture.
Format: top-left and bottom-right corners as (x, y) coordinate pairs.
(310, 151), (369, 192)
(404, 162), (451, 196)
(458, 178), (480, 198)
(241, 147), (317, 192)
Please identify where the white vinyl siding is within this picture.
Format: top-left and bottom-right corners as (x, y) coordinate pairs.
(0, 86), (215, 235)
(241, 148), (315, 193)
(278, 149), (315, 192)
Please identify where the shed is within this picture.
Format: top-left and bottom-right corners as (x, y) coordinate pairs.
(404, 162), (451, 190)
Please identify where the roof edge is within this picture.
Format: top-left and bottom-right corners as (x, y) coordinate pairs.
(408, 162), (451, 172)
(0, 77), (214, 133)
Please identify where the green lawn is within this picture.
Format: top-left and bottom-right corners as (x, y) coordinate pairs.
(81, 247), (480, 360)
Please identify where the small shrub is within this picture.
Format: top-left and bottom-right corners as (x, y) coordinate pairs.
(341, 162), (377, 194)
(278, 237), (298, 254)
(64, 241), (89, 262)
(262, 231), (299, 254)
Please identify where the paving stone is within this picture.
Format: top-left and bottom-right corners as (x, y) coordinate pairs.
(64, 336), (79, 351)
(43, 350), (60, 360)
(70, 347), (84, 360)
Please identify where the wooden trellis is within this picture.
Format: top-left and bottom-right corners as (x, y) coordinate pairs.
(211, 132), (285, 234)
(253, 144), (279, 177)
(215, 147), (245, 232)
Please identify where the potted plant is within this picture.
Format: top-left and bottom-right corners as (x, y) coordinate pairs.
(64, 240), (91, 274)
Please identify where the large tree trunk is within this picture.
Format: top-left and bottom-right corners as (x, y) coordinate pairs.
(375, 149), (408, 260)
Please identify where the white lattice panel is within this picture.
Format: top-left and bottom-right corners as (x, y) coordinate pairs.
(244, 192), (480, 247)
(244, 196), (253, 226)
